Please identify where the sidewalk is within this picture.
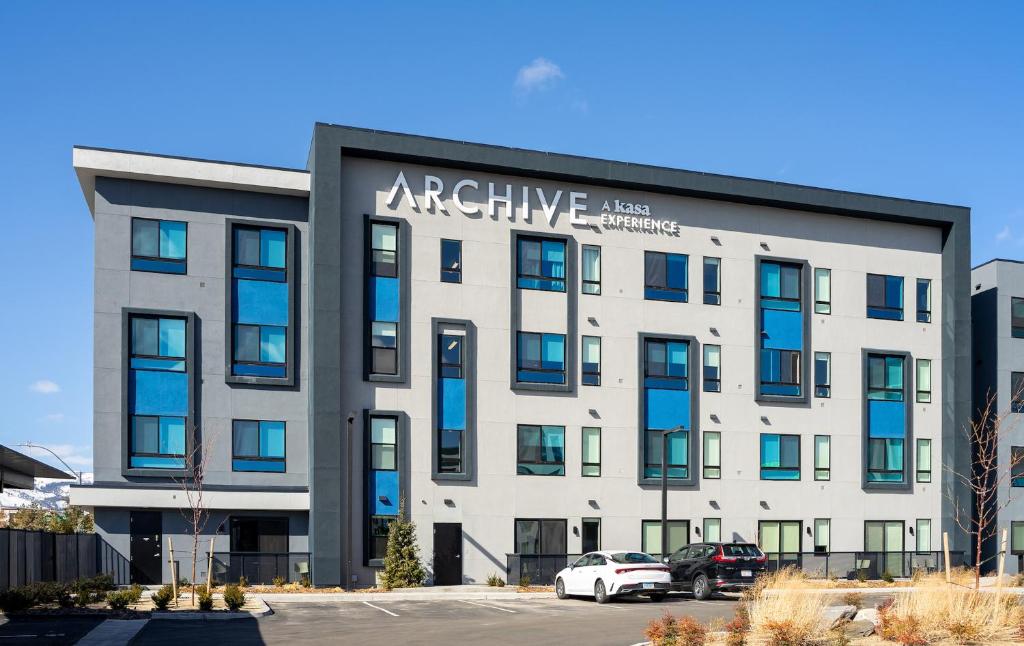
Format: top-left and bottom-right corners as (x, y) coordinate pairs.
(257, 584), (555, 602)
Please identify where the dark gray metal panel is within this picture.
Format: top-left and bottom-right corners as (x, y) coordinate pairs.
(431, 318), (477, 482)
(860, 348), (914, 492)
(307, 131), (345, 587)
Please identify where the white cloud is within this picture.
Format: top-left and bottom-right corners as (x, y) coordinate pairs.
(515, 58), (564, 93)
(996, 225), (1011, 242)
(30, 379), (60, 394)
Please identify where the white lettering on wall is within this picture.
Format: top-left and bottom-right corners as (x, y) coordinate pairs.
(569, 191), (588, 225)
(452, 179), (479, 215)
(489, 182), (513, 220)
(386, 171), (418, 210)
(424, 175), (447, 214)
(536, 187), (563, 226)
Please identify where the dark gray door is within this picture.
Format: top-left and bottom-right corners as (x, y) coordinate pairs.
(130, 511), (162, 584)
(433, 523), (462, 585)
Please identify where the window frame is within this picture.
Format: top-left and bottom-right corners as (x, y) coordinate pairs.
(866, 273), (905, 321)
(703, 257), (721, 305)
(702, 518), (722, 543)
(814, 351), (831, 398)
(582, 427), (601, 477)
(760, 433), (801, 481)
(916, 358), (932, 403)
(516, 236), (566, 292)
(231, 419), (287, 472)
(644, 251), (689, 302)
(814, 268), (831, 315)
(703, 344), (721, 393)
(916, 438), (932, 483)
(364, 216), (408, 384)
(814, 435), (830, 481)
(1012, 521), (1024, 555)
(582, 244), (601, 295)
(1013, 297), (1024, 339)
(581, 336), (601, 386)
(130, 217), (187, 274)
(813, 518), (830, 554)
(915, 519), (932, 553)
(864, 350), (911, 489)
(1012, 372), (1024, 414)
(440, 238), (462, 284)
(514, 518), (567, 555)
(1012, 446), (1024, 487)
(516, 424), (566, 476)
(641, 519), (690, 557)
(703, 431), (721, 479)
(756, 256), (810, 404)
(916, 278), (931, 323)
(516, 332), (567, 385)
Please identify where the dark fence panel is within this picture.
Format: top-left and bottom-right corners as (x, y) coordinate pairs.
(209, 552), (311, 585)
(506, 554), (581, 586)
(0, 528), (130, 590)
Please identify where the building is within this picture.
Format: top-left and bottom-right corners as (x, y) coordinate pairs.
(971, 259), (1024, 573)
(70, 124), (972, 587)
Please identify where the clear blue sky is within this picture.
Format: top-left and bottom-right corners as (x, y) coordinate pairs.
(1, 2), (1021, 473)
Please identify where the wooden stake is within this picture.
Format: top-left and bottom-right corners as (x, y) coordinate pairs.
(168, 537), (178, 607)
(207, 535), (215, 593)
(943, 532), (951, 585)
(997, 527), (1008, 598)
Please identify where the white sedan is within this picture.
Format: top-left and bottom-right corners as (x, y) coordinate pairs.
(554, 550), (672, 603)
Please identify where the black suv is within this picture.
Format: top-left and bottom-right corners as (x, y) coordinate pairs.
(664, 543), (767, 599)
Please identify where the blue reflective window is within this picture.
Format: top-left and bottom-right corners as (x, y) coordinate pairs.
(131, 218), (186, 274)
(517, 237), (566, 291)
(867, 355), (904, 401)
(130, 415), (186, 469)
(867, 274), (904, 320)
(517, 332), (565, 384)
(643, 429), (688, 479)
(759, 260), (804, 398)
(1011, 447), (1024, 487)
(517, 425), (565, 475)
(129, 313), (189, 469)
(232, 224), (289, 379)
(760, 434), (801, 480)
(232, 420), (286, 472)
(644, 339), (688, 389)
(441, 239), (462, 283)
(644, 251), (688, 302)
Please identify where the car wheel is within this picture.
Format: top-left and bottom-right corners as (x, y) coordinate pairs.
(555, 578), (567, 600)
(594, 579), (609, 604)
(648, 593), (666, 602)
(692, 574), (711, 601)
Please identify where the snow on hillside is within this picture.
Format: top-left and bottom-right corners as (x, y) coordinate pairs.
(0, 473), (93, 510)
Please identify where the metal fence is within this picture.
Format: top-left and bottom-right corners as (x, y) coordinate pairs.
(507, 550), (970, 586)
(1, 528), (130, 590)
(209, 552), (311, 585)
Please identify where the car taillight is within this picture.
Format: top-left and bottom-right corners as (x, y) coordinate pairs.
(711, 545), (738, 563)
(614, 566), (670, 574)
(754, 552), (767, 564)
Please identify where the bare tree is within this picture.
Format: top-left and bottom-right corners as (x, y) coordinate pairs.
(171, 425), (214, 606)
(945, 388), (1024, 590)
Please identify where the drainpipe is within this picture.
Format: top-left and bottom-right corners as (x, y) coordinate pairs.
(343, 412), (356, 589)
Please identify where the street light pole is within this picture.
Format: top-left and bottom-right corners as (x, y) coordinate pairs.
(660, 425), (687, 560)
(18, 442), (81, 484)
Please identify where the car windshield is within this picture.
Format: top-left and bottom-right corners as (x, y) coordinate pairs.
(609, 552), (658, 564)
(721, 544), (762, 557)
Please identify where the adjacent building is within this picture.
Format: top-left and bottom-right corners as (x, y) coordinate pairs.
(71, 125), (972, 587)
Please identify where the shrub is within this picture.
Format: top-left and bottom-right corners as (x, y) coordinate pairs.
(196, 587), (213, 611)
(486, 573), (505, 587)
(300, 574), (311, 588)
(723, 605), (750, 646)
(151, 585), (175, 610)
(106, 589), (136, 610)
(127, 584), (143, 604)
(272, 576), (285, 588)
(0, 587), (34, 613)
(223, 584), (246, 611)
(237, 575), (248, 588)
(644, 613), (707, 646)
(380, 498), (426, 590)
(841, 591), (864, 609)
(881, 570), (895, 584)
(518, 574), (532, 590)
(879, 611), (927, 646)
(855, 568), (868, 583)
(747, 568), (829, 645)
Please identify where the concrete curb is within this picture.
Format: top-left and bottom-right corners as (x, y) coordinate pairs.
(256, 591), (555, 602)
(150, 597), (272, 620)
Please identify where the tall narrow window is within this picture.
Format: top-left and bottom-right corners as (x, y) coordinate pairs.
(814, 352), (831, 398)
(129, 315), (188, 470)
(131, 218), (186, 274)
(916, 359), (931, 403)
(866, 274), (904, 320)
(813, 518), (830, 554)
(916, 519), (931, 552)
(232, 224), (289, 380)
(916, 279), (931, 323)
(232, 420), (285, 472)
(1013, 298), (1024, 339)
(703, 257), (721, 305)
(1012, 447), (1024, 487)
(582, 336), (601, 386)
(641, 520), (689, 557)
(760, 434), (800, 480)
(581, 518), (601, 552)
(814, 268), (831, 314)
(517, 332), (566, 384)
(366, 413), (400, 565)
(703, 344), (721, 392)
(644, 251), (688, 302)
(703, 518), (721, 543)
(916, 439), (931, 483)
(643, 338), (691, 481)
(438, 333), (466, 475)
(1012, 372), (1024, 413)
(867, 353), (906, 483)
(368, 222), (399, 376)
(517, 237), (565, 292)
(582, 427), (601, 477)
(517, 425), (565, 476)
(440, 239), (461, 283)
(759, 260), (804, 399)
(582, 245), (601, 295)
(703, 431), (721, 479)
(1013, 522), (1024, 555)
(814, 435), (830, 481)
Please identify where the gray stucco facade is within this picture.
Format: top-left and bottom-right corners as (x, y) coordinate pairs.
(72, 125), (972, 587)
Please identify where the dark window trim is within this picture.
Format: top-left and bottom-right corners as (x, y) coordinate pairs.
(582, 244), (601, 295)
(1011, 372), (1024, 414)
(814, 267), (831, 315)
(431, 318), (476, 482)
(640, 519), (690, 556)
(509, 229), (576, 394)
(516, 424), (566, 476)
(916, 278), (932, 323)
(516, 331), (567, 383)
(1012, 521), (1024, 554)
(637, 333), (699, 487)
(644, 337), (690, 389)
(582, 335), (601, 386)
(759, 433), (802, 481)
(224, 219), (298, 387)
(916, 438), (932, 483)
(754, 256), (811, 404)
(130, 217), (188, 274)
(582, 426), (601, 477)
(1011, 446), (1024, 487)
(440, 238), (462, 284)
(513, 518), (567, 555)
(644, 250), (689, 301)
(231, 419), (287, 471)
(364, 214), (410, 383)
(814, 434), (830, 481)
(516, 235), (567, 292)
(815, 351), (831, 399)
(702, 344), (721, 393)
(703, 256), (721, 306)
(866, 273), (905, 321)
(702, 430), (721, 480)
(863, 520), (905, 553)
(1012, 297), (1024, 339)
(121, 308), (195, 478)
(915, 358), (932, 403)
(364, 409), (410, 567)
(862, 349), (913, 491)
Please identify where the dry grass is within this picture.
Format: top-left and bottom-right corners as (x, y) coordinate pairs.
(879, 576), (1023, 644)
(746, 568), (831, 645)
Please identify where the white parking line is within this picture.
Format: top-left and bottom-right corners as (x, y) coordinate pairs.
(458, 599), (517, 613)
(362, 601), (399, 617)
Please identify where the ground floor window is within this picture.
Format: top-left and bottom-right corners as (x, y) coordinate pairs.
(369, 515), (396, 563)
(758, 520), (801, 569)
(915, 519), (931, 553)
(229, 517), (288, 553)
(641, 520), (689, 558)
(813, 519), (830, 554)
(581, 518), (601, 553)
(702, 518), (721, 543)
(514, 519), (567, 555)
(865, 520), (905, 577)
